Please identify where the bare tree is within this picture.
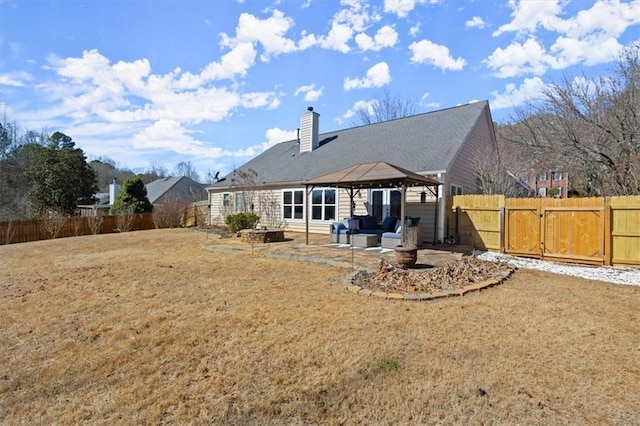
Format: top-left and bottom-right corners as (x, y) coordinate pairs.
(504, 43), (640, 196)
(353, 89), (417, 126)
(473, 142), (531, 197)
(115, 203), (137, 232)
(225, 168), (284, 229)
(86, 210), (104, 235)
(174, 160), (200, 182)
(41, 208), (68, 239)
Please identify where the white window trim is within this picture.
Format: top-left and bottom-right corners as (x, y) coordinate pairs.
(282, 189), (305, 222)
(222, 192), (231, 207)
(310, 187), (337, 222)
(450, 184), (463, 196)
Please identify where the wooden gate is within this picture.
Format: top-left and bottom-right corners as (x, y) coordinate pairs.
(504, 198), (608, 265)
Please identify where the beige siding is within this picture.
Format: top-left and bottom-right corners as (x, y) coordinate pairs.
(209, 186), (440, 242)
(445, 108), (495, 196)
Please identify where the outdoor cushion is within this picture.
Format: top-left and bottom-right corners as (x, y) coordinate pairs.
(381, 215), (398, 232)
(360, 215), (378, 230)
(382, 231), (401, 239)
(332, 221), (346, 232)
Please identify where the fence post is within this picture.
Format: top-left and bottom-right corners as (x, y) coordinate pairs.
(604, 203), (612, 266)
(499, 206), (505, 253)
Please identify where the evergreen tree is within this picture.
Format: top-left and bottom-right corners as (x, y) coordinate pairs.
(109, 176), (153, 214)
(25, 132), (97, 216)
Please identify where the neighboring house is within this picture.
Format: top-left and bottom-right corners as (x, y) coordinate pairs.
(145, 176), (207, 205)
(207, 101), (498, 243)
(517, 169), (570, 198)
(78, 178), (121, 217)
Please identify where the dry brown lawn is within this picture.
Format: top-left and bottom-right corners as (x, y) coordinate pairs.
(1, 229), (639, 425)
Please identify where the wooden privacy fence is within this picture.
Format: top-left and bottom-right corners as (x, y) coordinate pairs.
(0, 213), (157, 245)
(448, 195), (640, 267)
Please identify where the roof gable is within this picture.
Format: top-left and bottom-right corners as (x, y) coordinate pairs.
(146, 176), (206, 204)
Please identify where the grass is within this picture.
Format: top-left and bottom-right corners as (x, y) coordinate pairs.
(1, 229), (639, 424)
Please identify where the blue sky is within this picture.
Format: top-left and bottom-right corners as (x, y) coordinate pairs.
(1, 0), (639, 181)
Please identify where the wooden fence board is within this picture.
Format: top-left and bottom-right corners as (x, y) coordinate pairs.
(0, 213), (157, 245)
(449, 195), (640, 267)
(609, 196), (640, 266)
(450, 195), (503, 251)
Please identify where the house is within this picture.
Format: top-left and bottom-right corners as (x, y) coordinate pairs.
(78, 178), (121, 217)
(207, 101), (498, 244)
(145, 176), (207, 205)
(516, 169), (570, 197)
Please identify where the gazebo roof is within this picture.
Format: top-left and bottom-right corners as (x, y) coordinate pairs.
(304, 162), (441, 189)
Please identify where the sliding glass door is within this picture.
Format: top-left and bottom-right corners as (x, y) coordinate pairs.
(370, 189), (401, 223)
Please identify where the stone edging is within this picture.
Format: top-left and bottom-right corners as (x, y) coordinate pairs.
(343, 269), (514, 301)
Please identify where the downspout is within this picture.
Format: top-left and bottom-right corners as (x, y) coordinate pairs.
(305, 184), (310, 245)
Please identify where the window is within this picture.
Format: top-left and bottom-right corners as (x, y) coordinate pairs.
(538, 187), (547, 197)
(235, 192), (246, 212)
(311, 188), (336, 221)
(552, 171), (562, 180)
(222, 193), (230, 208)
(557, 187), (563, 197)
(283, 189), (304, 220)
(450, 184), (463, 196)
(538, 172), (548, 181)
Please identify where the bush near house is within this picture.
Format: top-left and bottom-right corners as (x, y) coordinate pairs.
(225, 212), (260, 233)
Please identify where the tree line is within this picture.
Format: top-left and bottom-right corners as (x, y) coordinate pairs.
(0, 122), (204, 221)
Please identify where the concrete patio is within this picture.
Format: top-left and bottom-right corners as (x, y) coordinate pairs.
(202, 231), (468, 271)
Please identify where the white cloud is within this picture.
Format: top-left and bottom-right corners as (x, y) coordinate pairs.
(408, 39), (466, 70)
(235, 127), (297, 157)
(493, 0), (563, 37)
(316, 0), (381, 52)
(484, 38), (548, 78)
(490, 0), (640, 74)
(319, 22), (354, 53)
(295, 84), (323, 102)
(383, 0), (437, 18)
(0, 71), (32, 87)
(335, 0), (380, 32)
(355, 25), (399, 51)
(343, 62), (391, 91)
(550, 35), (623, 68)
(337, 99), (377, 124)
(409, 23), (421, 37)
(47, 49), (283, 126)
(490, 77), (547, 109)
(223, 10), (298, 62)
(133, 120), (227, 158)
(419, 92), (439, 108)
(465, 16), (486, 29)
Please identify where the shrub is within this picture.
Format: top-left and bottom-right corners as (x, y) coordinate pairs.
(225, 212), (260, 233)
(153, 201), (190, 229)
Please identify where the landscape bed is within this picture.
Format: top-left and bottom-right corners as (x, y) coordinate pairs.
(1, 229), (638, 424)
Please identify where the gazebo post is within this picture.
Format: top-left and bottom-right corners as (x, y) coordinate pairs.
(400, 182), (406, 246)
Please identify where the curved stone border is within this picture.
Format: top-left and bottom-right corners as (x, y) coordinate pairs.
(343, 269), (514, 301)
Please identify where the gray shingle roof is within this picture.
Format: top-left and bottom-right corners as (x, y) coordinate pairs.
(146, 176), (205, 204)
(210, 101), (490, 190)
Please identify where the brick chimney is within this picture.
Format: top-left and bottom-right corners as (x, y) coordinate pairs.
(299, 106), (319, 152)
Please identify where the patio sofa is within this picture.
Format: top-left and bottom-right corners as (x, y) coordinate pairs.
(330, 215), (399, 244)
(381, 217), (423, 249)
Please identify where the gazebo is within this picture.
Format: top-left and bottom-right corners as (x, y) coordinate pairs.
(304, 162), (442, 246)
